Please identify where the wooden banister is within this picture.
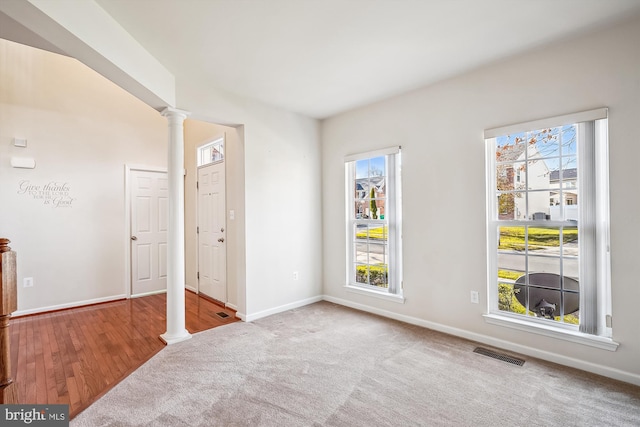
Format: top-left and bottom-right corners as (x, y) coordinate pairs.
(0, 238), (18, 403)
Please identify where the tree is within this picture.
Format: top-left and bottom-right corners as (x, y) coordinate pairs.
(370, 188), (378, 219)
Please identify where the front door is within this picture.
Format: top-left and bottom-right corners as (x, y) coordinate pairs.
(130, 170), (168, 296)
(198, 161), (226, 302)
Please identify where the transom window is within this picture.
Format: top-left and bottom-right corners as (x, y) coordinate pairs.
(345, 147), (402, 298)
(197, 137), (224, 167)
(485, 109), (611, 341)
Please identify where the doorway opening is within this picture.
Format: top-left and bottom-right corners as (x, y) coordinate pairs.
(196, 136), (227, 303)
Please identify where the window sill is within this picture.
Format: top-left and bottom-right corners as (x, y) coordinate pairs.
(345, 285), (405, 304)
(483, 313), (619, 351)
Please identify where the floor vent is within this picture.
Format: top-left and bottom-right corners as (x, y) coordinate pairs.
(473, 347), (525, 366)
(215, 312), (230, 319)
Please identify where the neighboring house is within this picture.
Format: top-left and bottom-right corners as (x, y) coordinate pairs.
(549, 168), (578, 221)
(496, 143), (549, 220)
(355, 177), (386, 219)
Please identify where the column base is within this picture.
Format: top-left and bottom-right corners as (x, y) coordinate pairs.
(159, 330), (192, 345)
(0, 381), (18, 404)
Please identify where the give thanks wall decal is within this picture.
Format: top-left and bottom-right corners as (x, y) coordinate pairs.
(17, 180), (75, 208)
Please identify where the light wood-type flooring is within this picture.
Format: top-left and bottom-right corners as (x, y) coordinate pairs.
(8, 291), (238, 418)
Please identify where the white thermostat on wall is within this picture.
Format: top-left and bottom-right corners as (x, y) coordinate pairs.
(13, 138), (27, 147)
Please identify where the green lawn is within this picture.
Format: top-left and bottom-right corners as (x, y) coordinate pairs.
(499, 226), (577, 251)
(355, 226), (388, 240)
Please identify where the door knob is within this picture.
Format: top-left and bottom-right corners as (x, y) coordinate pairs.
(218, 238), (225, 243)
(131, 236), (138, 241)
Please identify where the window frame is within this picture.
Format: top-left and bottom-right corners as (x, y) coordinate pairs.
(484, 109), (617, 351)
(197, 136), (224, 167)
(345, 147), (404, 303)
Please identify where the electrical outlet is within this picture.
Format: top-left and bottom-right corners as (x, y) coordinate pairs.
(293, 271), (299, 281)
(470, 291), (479, 304)
(24, 277), (34, 288)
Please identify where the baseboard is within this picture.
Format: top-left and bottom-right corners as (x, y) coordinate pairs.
(14, 294), (128, 317)
(185, 284), (197, 293)
(322, 294), (640, 387)
(225, 303), (238, 311)
(244, 295), (323, 322)
(131, 289), (167, 298)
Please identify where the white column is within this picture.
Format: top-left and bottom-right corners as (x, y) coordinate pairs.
(160, 107), (192, 345)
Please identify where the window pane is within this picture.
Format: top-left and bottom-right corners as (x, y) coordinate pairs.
(499, 282), (524, 314)
(563, 257), (579, 282)
(497, 192), (526, 220)
(528, 127), (561, 159)
(369, 265), (388, 288)
(527, 190), (551, 220)
(527, 226), (559, 251)
(498, 226), (526, 252)
(526, 159), (551, 191)
(355, 264), (368, 284)
(496, 132), (527, 157)
(560, 125), (578, 156)
(527, 255), (561, 277)
(355, 242), (368, 264)
(369, 156), (386, 177)
(562, 227), (578, 257)
(369, 242), (387, 266)
(496, 162), (526, 192)
(355, 159), (369, 179)
(497, 253), (526, 279)
(528, 271), (561, 289)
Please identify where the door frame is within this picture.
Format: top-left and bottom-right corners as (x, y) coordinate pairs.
(124, 164), (168, 298)
(195, 137), (227, 302)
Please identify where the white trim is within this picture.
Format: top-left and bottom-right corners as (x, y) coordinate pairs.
(186, 284), (197, 293)
(484, 108), (608, 139)
(243, 295), (323, 322)
(124, 164), (168, 299)
(160, 330), (192, 345)
(483, 313), (618, 351)
(344, 285), (405, 303)
(323, 295), (638, 386)
(344, 145), (400, 162)
(197, 134), (225, 167)
(225, 302), (238, 311)
(131, 289), (167, 299)
(14, 294), (127, 317)
(485, 114), (611, 342)
(345, 149), (402, 294)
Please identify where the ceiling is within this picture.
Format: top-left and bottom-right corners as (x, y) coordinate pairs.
(62, 1), (640, 119)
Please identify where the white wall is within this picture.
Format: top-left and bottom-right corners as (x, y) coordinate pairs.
(177, 79), (324, 321)
(322, 16), (640, 382)
(0, 39), (167, 313)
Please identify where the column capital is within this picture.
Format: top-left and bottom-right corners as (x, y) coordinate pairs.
(160, 107), (190, 121)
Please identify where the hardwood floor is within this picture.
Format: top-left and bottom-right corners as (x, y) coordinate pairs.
(8, 291), (238, 418)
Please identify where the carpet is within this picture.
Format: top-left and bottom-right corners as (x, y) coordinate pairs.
(71, 301), (640, 426)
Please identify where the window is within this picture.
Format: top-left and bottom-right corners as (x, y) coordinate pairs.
(485, 109), (614, 347)
(345, 147), (402, 300)
(197, 137), (224, 167)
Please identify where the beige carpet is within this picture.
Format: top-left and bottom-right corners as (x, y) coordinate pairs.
(71, 301), (640, 426)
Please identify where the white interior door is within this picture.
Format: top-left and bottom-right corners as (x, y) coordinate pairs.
(131, 170), (168, 296)
(198, 162), (226, 302)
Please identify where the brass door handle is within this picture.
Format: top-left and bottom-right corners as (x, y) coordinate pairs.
(131, 236), (138, 241)
(218, 238), (224, 243)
